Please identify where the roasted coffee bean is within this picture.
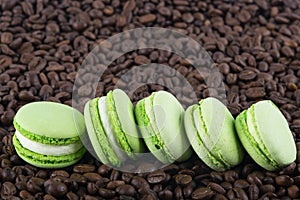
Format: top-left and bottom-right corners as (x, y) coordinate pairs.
(44, 179), (67, 197)
(1, 182), (17, 199)
(275, 175), (294, 186)
(73, 164), (95, 173)
(147, 170), (166, 184)
(107, 180), (125, 190)
(116, 184), (136, 196)
(287, 185), (300, 198)
(131, 176), (150, 189)
(98, 188), (116, 198)
(26, 177), (44, 193)
(192, 187), (214, 200)
(175, 174), (192, 186)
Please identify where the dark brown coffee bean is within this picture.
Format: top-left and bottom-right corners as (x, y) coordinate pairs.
(275, 175), (294, 186)
(245, 87), (265, 99)
(1, 32), (13, 44)
(234, 179), (249, 189)
(192, 187), (214, 200)
(207, 182), (226, 194)
(66, 192), (79, 200)
(131, 176), (150, 189)
(116, 184), (136, 196)
(238, 70), (257, 81)
(158, 189), (173, 200)
(1, 182), (17, 199)
(237, 10), (251, 23)
(98, 188), (116, 198)
(134, 55), (151, 65)
(26, 177), (44, 193)
(73, 164), (95, 173)
(249, 184), (259, 200)
(224, 170), (238, 183)
(287, 185), (300, 198)
(175, 174), (192, 186)
(0, 168), (16, 182)
(107, 180), (125, 190)
(260, 184), (275, 194)
(147, 170), (166, 184)
(139, 14), (156, 24)
(44, 179), (67, 197)
(19, 190), (35, 200)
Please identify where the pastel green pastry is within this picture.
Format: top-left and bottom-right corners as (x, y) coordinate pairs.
(235, 100), (296, 171)
(84, 89), (144, 166)
(13, 101), (86, 168)
(184, 97), (244, 171)
(135, 91), (192, 164)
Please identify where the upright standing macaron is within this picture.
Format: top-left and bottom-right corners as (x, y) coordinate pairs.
(13, 102), (86, 168)
(135, 91), (192, 164)
(184, 97), (244, 171)
(235, 100), (297, 171)
(84, 89), (144, 167)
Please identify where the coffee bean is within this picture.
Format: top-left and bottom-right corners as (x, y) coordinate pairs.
(234, 179), (249, 189)
(44, 179), (67, 197)
(238, 70), (257, 81)
(287, 185), (300, 198)
(139, 14), (156, 24)
(245, 87), (266, 99)
(73, 164), (95, 173)
(26, 177), (44, 193)
(275, 175), (294, 186)
(207, 182), (226, 194)
(116, 184), (136, 196)
(1, 32), (13, 44)
(131, 176), (150, 189)
(98, 188), (116, 198)
(147, 170), (166, 184)
(1, 182), (17, 199)
(192, 187), (214, 200)
(175, 174), (192, 186)
(107, 180), (125, 190)
(19, 190), (35, 200)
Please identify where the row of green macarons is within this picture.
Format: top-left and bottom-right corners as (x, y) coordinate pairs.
(13, 89), (297, 171)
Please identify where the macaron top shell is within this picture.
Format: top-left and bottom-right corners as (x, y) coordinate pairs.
(14, 102), (85, 144)
(247, 100), (296, 168)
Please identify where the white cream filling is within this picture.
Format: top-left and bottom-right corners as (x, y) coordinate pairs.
(15, 131), (83, 156)
(98, 97), (126, 161)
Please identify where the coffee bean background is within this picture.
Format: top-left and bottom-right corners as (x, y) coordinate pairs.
(1, 0), (300, 199)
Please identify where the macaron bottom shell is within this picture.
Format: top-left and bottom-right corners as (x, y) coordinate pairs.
(13, 135), (86, 168)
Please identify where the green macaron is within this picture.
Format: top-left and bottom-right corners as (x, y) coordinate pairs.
(135, 91), (192, 164)
(235, 100), (297, 171)
(84, 89), (144, 167)
(184, 97), (244, 171)
(13, 101), (86, 168)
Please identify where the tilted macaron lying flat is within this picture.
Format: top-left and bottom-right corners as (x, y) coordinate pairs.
(84, 89), (144, 167)
(184, 97), (244, 171)
(135, 91), (192, 164)
(13, 102), (86, 168)
(235, 100), (297, 171)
